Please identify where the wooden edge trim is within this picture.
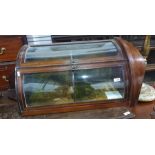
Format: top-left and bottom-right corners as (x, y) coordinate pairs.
(116, 38), (145, 106)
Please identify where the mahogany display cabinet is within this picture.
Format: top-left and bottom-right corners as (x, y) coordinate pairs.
(15, 38), (145, 116)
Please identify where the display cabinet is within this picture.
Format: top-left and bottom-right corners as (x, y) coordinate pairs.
(15, 38), (145, 116)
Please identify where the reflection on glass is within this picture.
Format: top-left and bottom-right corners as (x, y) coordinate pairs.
(74, 67), (125, 102)
(23, 71), (74, 107)
(23, 67), (125, 107)
(25, 41), (118, 62)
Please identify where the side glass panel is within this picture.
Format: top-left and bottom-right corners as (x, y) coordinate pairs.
(23, 71), (74, 107)
(74, 67), (125, 102)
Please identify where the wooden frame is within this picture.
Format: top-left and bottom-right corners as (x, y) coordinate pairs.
(15, 38), (145, 116)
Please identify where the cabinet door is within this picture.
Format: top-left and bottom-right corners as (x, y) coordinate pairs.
(23, 71), (74, 107)
(21, 66), (126, 107)
(73, 66), (125, 103)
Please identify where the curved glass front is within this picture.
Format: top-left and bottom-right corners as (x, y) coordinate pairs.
(23, 66), (125, 107)
(24, 41), (119, 63)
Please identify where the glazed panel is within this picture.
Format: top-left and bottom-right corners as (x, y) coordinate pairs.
(24, 41), (118, 63)
(74, 67), (125, 102)
(23, 71), (74, 107)
(22, 66), (125, 107)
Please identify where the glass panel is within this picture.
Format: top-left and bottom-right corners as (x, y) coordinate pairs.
(23, 71), (74, 107)
(74, 67), (125, 102)
(23, 67), (125, 107)
(25, 41), (118, 62)
(72, 42), (118, 60)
